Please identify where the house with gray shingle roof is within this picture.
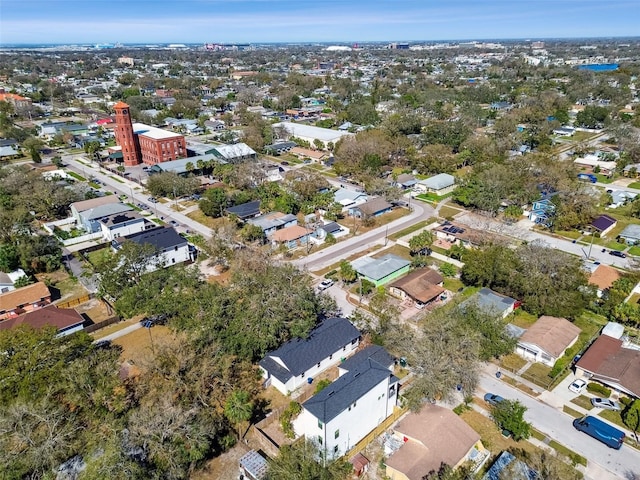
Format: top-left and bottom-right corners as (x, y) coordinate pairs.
(618, 224), (640, 245)
(259, 317), (361, 395)
(459, 288), (519, 319)
(293, 355), (398, 459)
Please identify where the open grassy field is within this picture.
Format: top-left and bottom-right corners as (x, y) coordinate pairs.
(371, 243), (412, 261)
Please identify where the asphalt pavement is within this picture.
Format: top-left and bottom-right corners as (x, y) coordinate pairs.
(478, 369), (640, 479)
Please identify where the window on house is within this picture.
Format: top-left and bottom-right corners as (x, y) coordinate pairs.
(389, 385), (396, 397)
(318, 436), (322, 445)
(318, 420), (323, 429)
(334, 429), (339, 439)
(333, 445), (339, 454)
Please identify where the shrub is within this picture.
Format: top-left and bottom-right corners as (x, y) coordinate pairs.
(549, 358), (568, 378)
(360, 279), (375, 295)
(280, 401), (302, 439)
(314, 379), (331, 394)
(587, 382), (611, 397)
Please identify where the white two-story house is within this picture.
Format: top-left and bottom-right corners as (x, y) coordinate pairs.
(112, 226), (193, 272)
(99, 211), (148, 241)
(293, 352), (399, 460)
(259, 317), (360, 395)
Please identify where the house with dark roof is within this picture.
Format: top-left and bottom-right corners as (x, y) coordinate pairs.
(385, 404), (488, 480)
(112, 226), (193, 271)
(482, 451), (536, 480)
(0, 304), (84, 337)
(226, 200), (261, 220)
(259, 317), (361, 395)
(516, 316), (581, 367)
(388, 268), (445, 307)
(591, 214), (617, 237)
(575, 334), (640, 398)
(338, 345), (395, 375)
(313, 221), (348, 242)
(351, 254), (411, 287)
(392, 174), (418, 190)
(460, 288), (519, 319)
(99, 211), (148, 241)
(294, 356), (399, 459)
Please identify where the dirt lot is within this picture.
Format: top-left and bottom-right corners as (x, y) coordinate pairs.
(75, 297), (113, 323)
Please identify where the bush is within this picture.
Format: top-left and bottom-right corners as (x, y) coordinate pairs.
(325, 269), (338, 280)
(314, 379), (331, 394)
(549, 358), (568, 378)
(280, 401), (302, 439)
(360, 279), (375, 296)
(587, 382), (611, 397)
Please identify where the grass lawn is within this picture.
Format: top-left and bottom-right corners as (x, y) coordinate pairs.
(547, 439), (587, 467)
(628, 182), (640, 189)
(628, 293), (640, 305)
(443, 277), (464, 292)
(595, 174), (613, 184)
(310, 246), (382, 276)
(438, 205), (463, 219)
(109, 175), (125, 184)
(88, 181), (101, 189)
(186, 210), (228, 229)
(628, 246), (640, 256)
(388, 219), (433, 240)
(500, 353), (528, 372)
(598, 409), (627, 429)
(555, 230), (583, 240)
(459, 410), (538, 454)
(372, 244), (412, 261)
(563, 405), (584, 419)
(522, 363), (553, 388)
(113, 324), (173, 366)
(85, 247), (111, 267)
(570, 395), (594, 411)
(510, 309), (538, 329)
(67, 171), (86, 182)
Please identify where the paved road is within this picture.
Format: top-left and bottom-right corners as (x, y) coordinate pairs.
(62, 155), (214, 238)
(456, 213), (632, 269)
(478, 372), (640, 480)
(294, 197), (435, 271)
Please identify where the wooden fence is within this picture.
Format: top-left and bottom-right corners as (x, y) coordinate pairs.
(56, 294), (92, 308)
(84, 315), (121, 333)
(344, 405), (406, 459)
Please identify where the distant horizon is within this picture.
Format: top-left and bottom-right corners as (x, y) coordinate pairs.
(2, 0), (638, 45)
(2, 35), (640, 49)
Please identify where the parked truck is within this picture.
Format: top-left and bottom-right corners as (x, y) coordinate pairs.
(573, 415), (625, 449)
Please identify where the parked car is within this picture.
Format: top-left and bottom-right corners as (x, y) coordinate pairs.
(569, 379), (587, 394)
(591, 398), (621, 411)
(483, 393), (505, 406)
(317, 279), (334, 291)
(609, 250), (626, 258)
(147, 196), (158, 203)
(169, 220), (179, 227)
(573, 415), (625, 449)
(281, 161), (289, 166)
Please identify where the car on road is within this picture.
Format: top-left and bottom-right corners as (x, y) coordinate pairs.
(568, 378), (587, 394)
(281, 161), (289, 166)
(148, 196), (158, 203)
(142, 166), (150, 171)
(483, 393), (505, 406)
(591, 398), (621, 411)
(169, 220), (179, 227)
(317, 279), (334, 291)
(609, 250), (626, 258)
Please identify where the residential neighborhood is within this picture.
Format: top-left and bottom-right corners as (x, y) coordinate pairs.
(2, 25), (640, 480)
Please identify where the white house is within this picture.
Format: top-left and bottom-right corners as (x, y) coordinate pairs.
(272, 122), (353, 149)
(112, 226), (193, 271)
(99, 211), (148, 241)
(259, 317), (360, 395)
(0, 268), (27, 294)
(516, 316), (581, 367)
(293, 355), (399, 459)
(414, 173), (455, 196)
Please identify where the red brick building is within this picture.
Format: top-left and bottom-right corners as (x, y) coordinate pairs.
(113, 101), (186, 166)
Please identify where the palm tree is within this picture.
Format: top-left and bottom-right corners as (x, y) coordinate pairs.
(224, 390), (254, 440)
(409, 230), (434, 255)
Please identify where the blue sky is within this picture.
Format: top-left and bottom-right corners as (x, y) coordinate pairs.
(1, 0), (638, 45)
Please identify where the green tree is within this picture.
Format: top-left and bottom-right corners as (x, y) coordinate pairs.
(23, 137), (44, 163)
(622, 399), (640, 442)
(265, 441), (351, 480)
(339, 260), (357, 283)
(409, 230), (434, 255)
(224, 390), (254, 440)
(0, 243), (20, 271)
(199, 187), (227, 218)
(491, 400), (531, 441)
(439, 262), (457, 278)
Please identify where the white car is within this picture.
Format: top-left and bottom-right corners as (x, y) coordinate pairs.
(317, 279), (334, 291)
(568, 379), (587, 394)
